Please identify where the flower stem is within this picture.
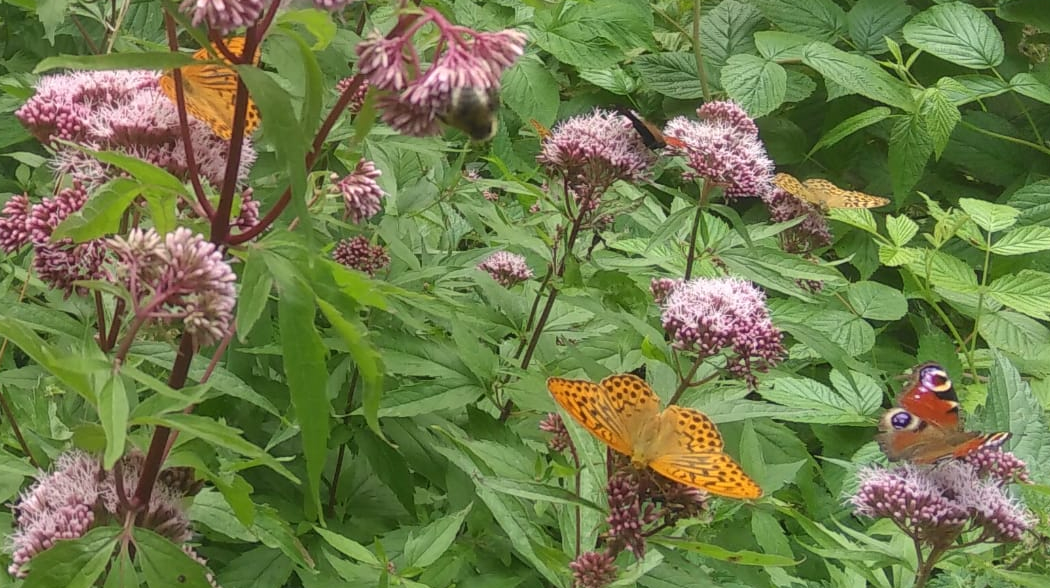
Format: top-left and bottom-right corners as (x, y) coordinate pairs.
(669, 354), (705, 405)
(691, 0), (711, 102)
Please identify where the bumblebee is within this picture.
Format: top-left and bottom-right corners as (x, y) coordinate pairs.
(438, 86), (499, 141)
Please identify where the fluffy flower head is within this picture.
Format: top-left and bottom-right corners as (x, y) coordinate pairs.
(477, 251), (533, 287)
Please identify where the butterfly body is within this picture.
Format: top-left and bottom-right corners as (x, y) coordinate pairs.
(546, 374), (761, 499)
(159, 37), (260, 141)
(613, 106), (686, 150)
(773, 173), (890, 210)
(876, 363), (1011, 464)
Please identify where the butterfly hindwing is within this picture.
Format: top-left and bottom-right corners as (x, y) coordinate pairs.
(897, 363), (961, 428)
(648, 452), (762, 499)
(774, 173), (890, 209)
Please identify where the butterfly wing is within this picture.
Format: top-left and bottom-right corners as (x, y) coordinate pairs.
(773, 173), (819, 205)
(802, 178), (890, 209)
(647, 406), (761, 499)
(158, 37), (261, 140)
(613, 106), (685, 150)
(528, 119), (552, 141)
(876, 407), (1011, 463)
(547, 377), (634, 456)
(897, 363), (962, 428)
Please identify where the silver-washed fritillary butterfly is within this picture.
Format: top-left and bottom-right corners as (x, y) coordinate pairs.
(159, 37), (261, 140)
(773, 172), (890, 209)
(546, 374), (762, 499)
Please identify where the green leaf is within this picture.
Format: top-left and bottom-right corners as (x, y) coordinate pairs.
(979, 310), (1050, 357)
(987, 270), (1050, 320)
(778, 321), (860, 390)
(920, 84), (961, 159)
(810, 107), (891, 155)
(98, 374), (129, 469)
(35, 51), (195, 73)
(278, 280), (329, 516)
(73, 146), (187, 193)
(314, 527), (380, 565)
(989, 569), (1050, 588)
(403, 503), (473, 569)
(888, 113), (932, 200)
(923, 250), (978, 292)
(827, 208), (878, 234)
(136, 528), (214, 588)
(633, 53), (704, 100)
(702, 0), (763, 67)
(721, 55), (787, 118)
(902, 2), (1003, 69)
(578, 67), (636, 96)
(235, 249), (273, 340)
(52, 178), (142, 241)
(1008, 179), (1050, 226)
(751, 0), (846, 41)
(759, 377), (871, 424)
(478, 477), (604, 512)
(316, 297), (383, 439)
(502, 56), (560, 128)
(1010, 72), (1050, 106)
(801, 42), (915, 111)
(998, 0), (1050, 35)
(0, 317), (94, 401)
(532, 9), (623, 70)
(755, 31), (810, 61)
(847, 281), (907, 321)
(959, 198), (1019, 233)
(989, 225), (1050, 255)
(135, 414), (298, 483)
(982, 352), (1050, 475)
(885, 214), (918, 247)
(22, 527), (119, 588)
(648, 537), (799, 566)
(846, 0), (912, 55)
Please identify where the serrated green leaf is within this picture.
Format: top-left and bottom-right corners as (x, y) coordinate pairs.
(998, 0), (1050, 34)
(989, 225), (1050, 255)
(847, 0), (912, 55)
(1008, 179), (1050, 226)
(23, 527), (118, 588)
(920, 84), (960, 159)
(503, 57), (560, 127)
(702, 0), (763, 66)
(751, 0), (846, 41)
(923, 250), (978, 292)
(403, 503), (472, 569)
(810, 107), (891, 154)
(903, 2), (1003, 69)
(578, 67), (636, 95)
(721, 55), (786, 118)
(885, 214), (918, 247)
(987, 270), (1050, 320)
(136, 528), (214, 588)
(633, 53), (704, 99)
(888, 113), (933, 200)
(801, 42), (915, 111)
(878, 244), (921, 266)
(982, 352), (1050, 475)
(959, 198), (1018, 233)
(827, 208), (878, 234)
(1010, 72), (1050, 106)
(847, 281), (907, 321)
(314, 527), (380, 565)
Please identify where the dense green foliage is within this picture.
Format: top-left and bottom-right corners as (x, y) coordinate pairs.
(1, 1), (1049, 587)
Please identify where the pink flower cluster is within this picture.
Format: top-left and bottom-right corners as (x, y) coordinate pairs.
(0, 183), (108, 295)
(9, 451), (201, 579)
(762, 187), (831, 254)
(657, 277), (784, 385)
(332, 236), (389, 277)
(355, 8), (526, 137)
(477, 251), (533, 287)
(853, 450), (1033, 545)
(16, 70), (255, 188)
(538, 109), (655, 213)
(107, 228), (237, 347)
(332, 159), (385, 223)
(664, 101), (774, 199)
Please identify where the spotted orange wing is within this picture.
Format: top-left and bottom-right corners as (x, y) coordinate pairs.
(801, 178), (890, 209)
(647, 406), (762, 499)
(547, 377), (634, 456)
(158, 37), (261, 140)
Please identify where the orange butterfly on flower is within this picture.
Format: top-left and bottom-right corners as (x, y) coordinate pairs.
(876, 363), (1011, 464)
(546, 374), (762, 499)
(158, 37), (261, 140)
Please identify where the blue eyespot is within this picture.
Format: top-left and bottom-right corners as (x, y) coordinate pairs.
(890, 411), (913, 429)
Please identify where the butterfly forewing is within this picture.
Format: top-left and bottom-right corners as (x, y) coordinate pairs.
(659, 406), (724, 453)
(547, 377), (634, 456)
(158, 36), (261, 140)
(648, 453), (762, 499)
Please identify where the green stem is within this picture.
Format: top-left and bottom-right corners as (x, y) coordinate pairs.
(969, 229), (995, 359)
(958, 119), (1050, 157)
(691, 0), (710, 102)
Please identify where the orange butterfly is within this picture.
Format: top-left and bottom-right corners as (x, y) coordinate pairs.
(528, 119), (552, 141)
(772, 172), (890, 210)
(159, 37), (261, 140)
(876, 363), (1011, 464)
(547, 374), (762, 499)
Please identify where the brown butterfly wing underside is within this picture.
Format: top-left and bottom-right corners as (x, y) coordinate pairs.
(158, 37), (261, 140)
(773, 173), (889, 209)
